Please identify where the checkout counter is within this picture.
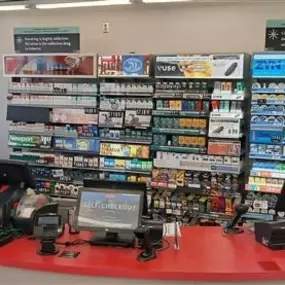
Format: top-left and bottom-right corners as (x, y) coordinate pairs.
(1, 161), (285, 285)
(1, 227), (285, 285)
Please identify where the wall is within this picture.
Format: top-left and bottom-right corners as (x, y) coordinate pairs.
(0, 2), (284, 157)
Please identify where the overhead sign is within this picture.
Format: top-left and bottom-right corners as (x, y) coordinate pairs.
(3, 54), (96, 78)
(98, 54), (151, 77)
(265, 20), (285, 51)
(14, 27), (80, 53)
(154, 54), (244, 79)
(252, 53), (285, 78)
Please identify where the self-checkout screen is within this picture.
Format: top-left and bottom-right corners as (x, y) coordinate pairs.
(77, 190), (141, 230)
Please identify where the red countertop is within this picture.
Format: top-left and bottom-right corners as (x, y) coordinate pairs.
(1, 227), (285, 281)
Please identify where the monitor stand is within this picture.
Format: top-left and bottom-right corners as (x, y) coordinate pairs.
(89, 231), (135, 248)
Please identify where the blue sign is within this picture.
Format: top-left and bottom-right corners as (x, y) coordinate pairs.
(252, 53), (285, 78)
(53, 137), (100, 153)
(122, 55), (144, 76)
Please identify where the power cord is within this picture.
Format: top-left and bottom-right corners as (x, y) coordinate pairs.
(0, 227), (24, 239)
(154, 238), (170, 252)
(55, 239), (90, 247)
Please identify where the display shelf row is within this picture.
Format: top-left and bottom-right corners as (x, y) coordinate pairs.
(252, 88), (285, 94)
(250, 169), (285, 179)
(8, 82), (98, 94)
(152, 128), (207, 136)
(8, 130), (152, 145)
(152, 110), (209, 117)
(151, 145), (207, 154)
(7, 103), (97, 109)
(3, 53), (246, 79)
(251, 100), (285, 105)
(153, 155), (243, 174)
(245, 184), (282, 194)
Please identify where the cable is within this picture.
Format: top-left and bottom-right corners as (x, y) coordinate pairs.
(55, 239), (90, 247)
(155, 238), (170, 252)
(0, 227), (24, 239)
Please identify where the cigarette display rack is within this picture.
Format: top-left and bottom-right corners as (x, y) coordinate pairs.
(97, 54), (153, 184)
(4, 53), (253, 226)
(246, 52), (285, 222)
(151, 53), (249, 225)
(5, 53), (100, 199)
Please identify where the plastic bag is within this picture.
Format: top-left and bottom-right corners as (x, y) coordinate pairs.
(16, 188), (50, 218)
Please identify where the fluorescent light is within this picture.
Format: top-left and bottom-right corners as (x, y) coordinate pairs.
(0, 5), (27, 11)
(142, 0), (191, 3)
(37, 0), (131, 9)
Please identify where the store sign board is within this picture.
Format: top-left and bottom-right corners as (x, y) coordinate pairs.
(8, 134), (52, 148)
(53, 137), (100, 153)
(252, 53), (285, 78)
(14, 27), (80, 53)
(100, 143), (150, 159)
(98, 54), (151, 77)
(3, 54), (96, 78)
(265, 20), (285, 51)
(208, 118), (240, 139)
(154, 54), (244, 79)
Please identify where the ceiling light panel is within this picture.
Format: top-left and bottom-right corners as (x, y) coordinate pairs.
(142, 0), (191, 3)
(36, 0), (131, 9)
(0, 4), (27, 10)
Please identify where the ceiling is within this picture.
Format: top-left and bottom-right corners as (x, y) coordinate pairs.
(1, 0), (285, 6)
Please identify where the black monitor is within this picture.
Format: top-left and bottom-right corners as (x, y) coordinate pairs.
(275, 181), (285, 213)
(83, 179), (149, 217)
(75, 187), (144, 247)
(0, 160), (36, 189)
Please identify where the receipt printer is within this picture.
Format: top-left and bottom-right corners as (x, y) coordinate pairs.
(254, 221), (285, 250)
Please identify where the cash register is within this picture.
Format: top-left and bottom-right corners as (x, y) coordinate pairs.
(254, 181), (285, 250)
(0, 160), (36, 246)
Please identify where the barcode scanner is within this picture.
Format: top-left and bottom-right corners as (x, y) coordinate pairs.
(223, 204), (249, 235)
(134, 225), (156, 262)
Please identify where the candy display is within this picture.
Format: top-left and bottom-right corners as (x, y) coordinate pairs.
(150, 188), (240, 225)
